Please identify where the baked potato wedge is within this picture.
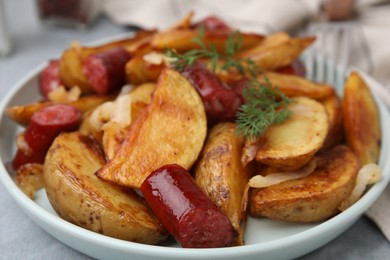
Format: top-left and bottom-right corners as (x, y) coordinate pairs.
(79, 83), (155, 159)
(258, 72), (335, 100)
(194, 123), (253, 245)
(43, 132), (167, 244)
(96, 69), (207, 188)
(151, 29), (263, 53)
(6, 94), (113, 126)
(343, 71), (381, 164)
(254, 97), (329, 170)
(249, 145), (359, 222)
(125, 55), (165, 85)
(237, 36), (315, 71)
(320, 91), (344, 150)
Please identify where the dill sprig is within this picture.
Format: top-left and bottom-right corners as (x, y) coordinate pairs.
(165, 27), (256, 76)
(165, 28), (291, 139)
(236, 77), (291, 140)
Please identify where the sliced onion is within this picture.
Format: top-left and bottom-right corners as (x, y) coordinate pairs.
(339, 163), (382, 211)
(248, 158), (317, 188)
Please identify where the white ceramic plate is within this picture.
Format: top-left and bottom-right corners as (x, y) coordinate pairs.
(0, 61), (389, 260)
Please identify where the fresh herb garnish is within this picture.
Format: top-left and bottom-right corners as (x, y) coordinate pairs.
(165, 28), (291, 139)
(236, 78), (291, 140)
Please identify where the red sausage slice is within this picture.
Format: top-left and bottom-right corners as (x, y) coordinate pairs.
(181, 61), (243, 124)
(141, 164), (236, 248)
(39, 59), (63, 99)
(12, 104), (82, 170)
(83, 46), (131, 95)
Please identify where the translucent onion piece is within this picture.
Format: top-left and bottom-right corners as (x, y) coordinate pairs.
(339, 163), (382, 211)
(248, 158), (317, 188)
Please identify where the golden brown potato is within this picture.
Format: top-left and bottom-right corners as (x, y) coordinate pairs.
(6, 94), (114, 126)
(195, 123), (253, 245)
(15, 163), (44, 199)
(249, 145), (359, 222)
(125, 55), (165, 85)
(237, 36), (315, 71)
(59, 30), (155, 93)
(151, 29), (263, 53)
(258, 71), (335, 100)
(44, 132), (167, 244)
(343, 71), (381, 164)
(102, 83), (155, 160)
(96, 69), (207, 188)
(254, 97), (329, 170)
(320, 91), (344, 150)
(79, 83), (155, 159)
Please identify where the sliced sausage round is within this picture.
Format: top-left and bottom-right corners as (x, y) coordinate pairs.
(83, 46), (131, 95)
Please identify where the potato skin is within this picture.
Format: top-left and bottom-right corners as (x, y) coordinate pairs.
(96, 69), (207, 189)
(249, 145), (359, 222)
(255, 97), (329, 170)
(195, 123), (253, 245)
(343, 71), (381, 164)
(43, 132), (167, 244)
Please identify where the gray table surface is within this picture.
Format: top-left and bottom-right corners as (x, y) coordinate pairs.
(1, 1), (390, 259)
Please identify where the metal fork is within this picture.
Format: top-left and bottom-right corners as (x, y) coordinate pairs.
(303, 21), (355, 91)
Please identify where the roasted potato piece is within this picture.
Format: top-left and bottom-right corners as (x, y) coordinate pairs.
(102, 83), (155, 160)
(80, 83), (155, 159)
(125, 55), (165, 85)
(59, 30), (155, 93)
(249, 145), (359, 222)
(15, 163), (44, 199)
(343, 71), (381, 164)
(258, 71), (335, 100)
(320, 91), (344, 150)
(44, 132), (167, 244)
(254, 97), (329, 170)
(237, 36), (315, 71)
(96, 69), (207, 188)
(195, 123), (253, 245)
(151, 29), (263, 53)
(6, 94), (113, 126)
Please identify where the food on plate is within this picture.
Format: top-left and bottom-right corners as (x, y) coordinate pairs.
(59, 30), (155, 93)
(257, 71), (335, 100)
(151, 27), (263, 53)
(39, 59), (63, 99)
(125, 54), (165, 85)
(5, 12), (384, 247)
(195, 123), (253, 245)
(80, 83), (155, 160)
(237, 34), (315, 71)
(141, 164), (235, 248)
(6, 94), (113, 126)
(182, 61), (243, 123)
(83, 46), (132, 95)
(249, 145), (359, 222)
(243, 97), (329, 170)
(343, 71), (381, 164)
(320, 91), (344, 151)
(12, 104), (82, 170)
(44, 132), (168, 244)
(14, 163), (44, 199)
(96, 69), (207, 188)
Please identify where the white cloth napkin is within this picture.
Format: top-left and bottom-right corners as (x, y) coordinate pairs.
(101, 0), (390, 240)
